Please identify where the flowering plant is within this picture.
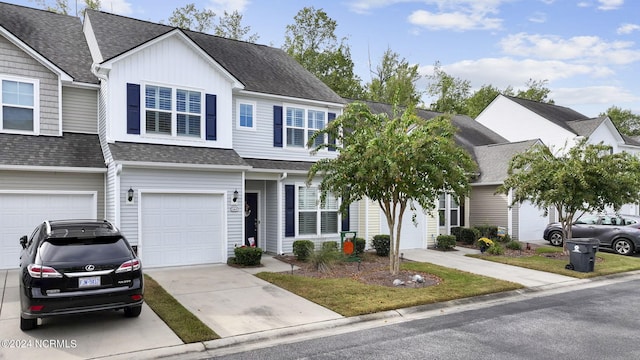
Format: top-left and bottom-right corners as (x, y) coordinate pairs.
(477, 237), (494, 248)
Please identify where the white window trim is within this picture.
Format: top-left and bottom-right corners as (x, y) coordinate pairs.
(141, 82), (205, 140)
(236, 100), (256, 130)
(0, 75), (40, 135)
(294, 183), (340, 238)
(283, 103), (329, 151)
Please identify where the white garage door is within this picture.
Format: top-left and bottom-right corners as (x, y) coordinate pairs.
(140, 193), (224, 268)
(379, 201), (426, 250)
(0, 192), (96, 269)
(518, 201), (549, 241)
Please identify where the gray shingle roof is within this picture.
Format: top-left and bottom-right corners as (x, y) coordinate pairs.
(85, 10), (345, 104)
(473, 139), (540, 184)
(0, 133), (105, 168)
(505, 96), (588, 133)
(0, 2), (97, 84)
(243, 158), (314, 172)
(566, 116), (606, 137)
(109, 142), (249, 167)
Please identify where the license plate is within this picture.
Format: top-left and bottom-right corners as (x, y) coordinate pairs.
(79, 276), (101, 288)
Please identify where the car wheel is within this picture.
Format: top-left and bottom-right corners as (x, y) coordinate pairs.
(548, 231), (563, 246)
(124, 305), (142, 318)
(613, 238), (634, 256)
(20, 316), (37, 331)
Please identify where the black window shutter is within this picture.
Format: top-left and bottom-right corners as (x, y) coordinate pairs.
(205, 94), (217, 140)
(285, 184), (295, 237)
(341, 204), (350, 231)
(327, 112), (336, 151)
(126, 83), (140, 134)
(273, 105), (283, 147)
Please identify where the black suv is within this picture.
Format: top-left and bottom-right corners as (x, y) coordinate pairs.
(18, 220), (144, 331)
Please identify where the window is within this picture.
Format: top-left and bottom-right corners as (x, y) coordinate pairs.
(1, 78), (36, 133)
(238, 102), (254, 129)
(297, 186), (338, 235)
(438, 193), (460, 227)
(438, 193), (446, 227)
(144, 85), (202, 138)
(285, 106), (327, 148)
(450, 197), (459, 226)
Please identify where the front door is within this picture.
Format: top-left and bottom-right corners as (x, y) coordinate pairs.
(244, 193), (258, 247)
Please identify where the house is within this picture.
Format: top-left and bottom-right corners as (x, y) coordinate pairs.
(476, 94), (640, 239)
(350, 101), (525, 247)
(0, 3), (351, 269)
(0, 3), (105, 270)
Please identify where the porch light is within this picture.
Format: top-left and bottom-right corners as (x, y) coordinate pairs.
(233, 189), (239, 203)
(127, 187), (134, 202)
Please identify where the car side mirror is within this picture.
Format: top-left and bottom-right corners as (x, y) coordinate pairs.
(19, 235), (28, 249)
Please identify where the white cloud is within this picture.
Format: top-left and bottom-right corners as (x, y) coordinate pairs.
(499, 33), (640, 65)
(598, 0), (624, 10)
(206, 0), (250, 13)
(347, 0), (412, 14)
(552, 86), (640, 110)
(100, 0), (133, 15)
(408, 9), (501, 30)
(617, 23), (640, 34)
(528, 11), (547, 23)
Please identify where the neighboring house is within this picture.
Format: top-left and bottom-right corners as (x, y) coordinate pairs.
(83, 10), (348, 268)
(0, 3), (105, 270)
(476, 94), (640, 239)
(351, 101), (518, 248)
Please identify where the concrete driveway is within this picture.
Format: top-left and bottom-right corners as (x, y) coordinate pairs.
(0, 269), (182, 360)
(145, 255), (343, 338)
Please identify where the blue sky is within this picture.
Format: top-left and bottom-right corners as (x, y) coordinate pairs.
(9, 0), (640, 116)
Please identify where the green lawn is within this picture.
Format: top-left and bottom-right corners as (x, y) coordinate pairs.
(256, 262), (523, 317)
(469, 246), (640, 279)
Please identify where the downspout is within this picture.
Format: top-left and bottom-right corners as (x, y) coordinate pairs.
(507, 188), (514, 239)
(277, 172), (288, 255)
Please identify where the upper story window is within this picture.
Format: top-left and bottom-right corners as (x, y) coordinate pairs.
(1, 77), (38, 133)
(144, 84), (202, 138)
(285, 106), (326, 148)
(238, 102), (255, 129)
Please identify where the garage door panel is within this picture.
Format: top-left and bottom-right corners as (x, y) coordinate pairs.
(0, 193), (96, 270)
(141, 193), (224, 268)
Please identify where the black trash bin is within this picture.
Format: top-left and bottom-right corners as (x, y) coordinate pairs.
(565, 238), (599, 272)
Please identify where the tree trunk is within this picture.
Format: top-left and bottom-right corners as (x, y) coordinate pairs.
(382, 199), (406, 276)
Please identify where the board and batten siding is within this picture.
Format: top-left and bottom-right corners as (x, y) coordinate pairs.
(469, 185), (508, 229)
(0, 35), (59, 135)
(107, 34), (234, 148)
(62, 87), (98, 133)
(119, 168), (243, 258)
(0, 171), (105, 219)
(232, 96), (341, 162)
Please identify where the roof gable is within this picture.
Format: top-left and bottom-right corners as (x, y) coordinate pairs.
(473, 139), (542, 184)
(85, 10), (344, 104)
(0, 2), (96, 84)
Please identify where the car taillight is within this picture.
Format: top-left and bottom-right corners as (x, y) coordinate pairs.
(131, 294), (143, 301)
(116, 259), (141, 273)
(27, 264), (63, 278)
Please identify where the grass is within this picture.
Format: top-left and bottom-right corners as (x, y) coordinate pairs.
(143, 274), (220, 343)
(468, 246), (640, 279)
(256, 262), (523, 317)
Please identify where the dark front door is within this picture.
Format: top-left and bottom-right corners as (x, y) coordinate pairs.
(245, 193), (258, 247)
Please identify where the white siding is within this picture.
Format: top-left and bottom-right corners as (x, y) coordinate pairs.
(232, 96), (341, 162)
(265, 181), (278, 254)
(119, 168), (242, 258)
(62, 87), (98, 133)
(0, 36), (59, 135)
(470, 185), (508, 229)
(0, 171), (105, 219)
(106, 34), (235, 148)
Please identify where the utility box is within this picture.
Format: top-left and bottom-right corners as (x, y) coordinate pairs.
(566, 238), (599, 272)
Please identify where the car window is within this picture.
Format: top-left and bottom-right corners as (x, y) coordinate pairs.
(27, 226), (42, 256)
(38, 236), (132, 262)
(622, 217), (638, 225)
(575, 215), (598, 225)
(601, 216), (622, 225)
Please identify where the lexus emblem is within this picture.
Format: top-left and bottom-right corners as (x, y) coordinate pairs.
(85, 264), (95, 271)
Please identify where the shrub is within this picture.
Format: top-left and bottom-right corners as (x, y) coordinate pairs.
(499, 233), (512, 243)
(436, 235), (457, 250)
(353, 237), (366, 255)
(505, 240), (522, 250)
(233, 246), (263, 266)
(487, 243), (505, 255)
(293, 240), (314, 261)
(450, 227), (461, 241)
(308, 247), (342, 272)
(460, 228), (480, 245)
(371, 235), (390, 257)
(322, 241), (338, 251)
(474, 225), (498, 239)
